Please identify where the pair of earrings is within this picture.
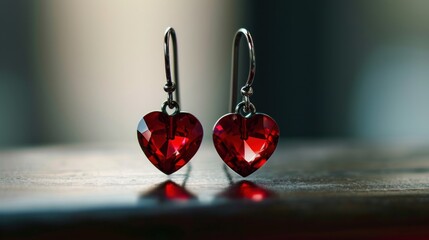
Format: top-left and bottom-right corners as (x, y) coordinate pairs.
(137, 27), (280, 177)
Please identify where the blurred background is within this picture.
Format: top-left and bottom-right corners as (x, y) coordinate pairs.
(1, 0), (429, 149)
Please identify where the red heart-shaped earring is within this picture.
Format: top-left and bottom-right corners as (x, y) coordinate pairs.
(137, 27), (203, 175)
(213, 28), (280, 177)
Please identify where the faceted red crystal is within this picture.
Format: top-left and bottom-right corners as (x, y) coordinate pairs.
(213, 113), (279, 177)
(137, 111), (203, 175)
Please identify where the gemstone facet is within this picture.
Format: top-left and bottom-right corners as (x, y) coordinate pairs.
(138, 111), (203, 175)
(213, 113), (279, 177)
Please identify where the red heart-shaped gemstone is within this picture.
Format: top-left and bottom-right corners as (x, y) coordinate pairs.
(213, 113), (279, 177)
(137, 111), (203, 175)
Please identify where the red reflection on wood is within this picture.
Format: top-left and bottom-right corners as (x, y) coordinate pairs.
(219, 180), (275, 202)
(141, 180), (195, 202)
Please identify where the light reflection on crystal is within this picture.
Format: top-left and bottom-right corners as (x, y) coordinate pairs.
(138, 111), (203, 175)
(213, 113), (279, 177)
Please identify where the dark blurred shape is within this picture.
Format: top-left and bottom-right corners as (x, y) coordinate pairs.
(218, 180), (275, 202)
(248, 0), (429, 140)
(246, 0), (325, 138)
(0, 0), (41, 148)
(139, 180), (195, 203)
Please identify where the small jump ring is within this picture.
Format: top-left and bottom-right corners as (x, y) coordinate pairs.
(235, 101), (256, 117)
(162, 100), (180, 116)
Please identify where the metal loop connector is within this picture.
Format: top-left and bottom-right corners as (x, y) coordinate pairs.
(235, 101), (256, 117)
(161, 100), (180, 116)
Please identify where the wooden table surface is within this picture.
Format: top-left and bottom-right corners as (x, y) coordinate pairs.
(1, 141), (429, 239)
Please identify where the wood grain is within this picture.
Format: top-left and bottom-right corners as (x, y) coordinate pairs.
(1, 141), (429, 239)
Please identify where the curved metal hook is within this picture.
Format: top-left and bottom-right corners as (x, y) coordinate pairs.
(164, 27), (180, 106)
(230, 28), (256, 113)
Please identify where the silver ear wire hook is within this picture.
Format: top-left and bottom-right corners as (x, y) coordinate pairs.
(162, 27), (180, 115)
(231, 28), (256, 115)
